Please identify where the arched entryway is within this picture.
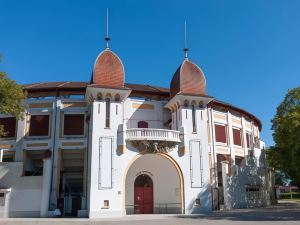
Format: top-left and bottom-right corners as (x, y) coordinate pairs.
(134, 174), (153, 214)
(125, 154), (184, 214)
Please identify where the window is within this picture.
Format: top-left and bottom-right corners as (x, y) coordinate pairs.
(29, 115), (50, 136)
(215, 124), (227, 143)
(254, 136), (260, 148)
(0, 117), (16, 138)
(175, 110), (178, 130)
(232, 128), (242, 146)
(63, 114), (85, 136)
(2, 151), (15, 162)
(235, 156), (244, 166)
(138, 121), (148, 128)
(105, 98), (110, 128)
(246, 132), (252, 149)
(192, 105), (196, 133)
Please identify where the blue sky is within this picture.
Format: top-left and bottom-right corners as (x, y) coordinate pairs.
(1, 0), (300, 146)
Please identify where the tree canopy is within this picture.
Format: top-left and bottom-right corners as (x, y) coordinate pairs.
(267, 87), (300, 186)
(0, 59), (27, 137)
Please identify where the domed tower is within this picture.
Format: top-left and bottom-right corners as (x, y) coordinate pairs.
(165, 21), (213, 145)
(170, 58), (206, 99)
(90, 11), (125, 88)
(86, 11), (131, 213)
(165, 23), (214, 215)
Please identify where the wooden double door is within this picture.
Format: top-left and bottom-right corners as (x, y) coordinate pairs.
(134, 174), (153, 214)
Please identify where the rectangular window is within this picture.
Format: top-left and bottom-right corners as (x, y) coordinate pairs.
(254, 136), (260, 148)
(235, 156), (244, 166)
(63, 114), (85, 136)
(175, 110), (178, 130)
(233, 128), (242, 146)
(215, 124), (227, 143)
(192, 105), (197, 133)
(105, 99), (110, 128)
(0, 117), (16, 138)
(246, 132), (252, 148)
(29, 115), (50, 136)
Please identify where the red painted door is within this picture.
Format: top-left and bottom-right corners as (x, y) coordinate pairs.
(134, 187), (153, 214)
(134, 174), (153, 214)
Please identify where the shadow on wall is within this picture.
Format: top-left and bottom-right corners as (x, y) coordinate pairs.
(222, 152), (275, 210)
(185, 181), (212, 214)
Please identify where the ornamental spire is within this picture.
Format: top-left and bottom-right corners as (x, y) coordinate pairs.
(105, 8), (110, 49)
(184, 21), (188, 59)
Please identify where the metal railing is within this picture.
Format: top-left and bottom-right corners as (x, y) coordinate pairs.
(126, 128), (180, 142)
(126, 203), (181, 214)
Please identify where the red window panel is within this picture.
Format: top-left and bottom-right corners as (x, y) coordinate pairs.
(29, 115), (50, 136)
(0, 117), (16, 138)
(233, 128), (242, 146)
(138, 121), (148, 128)
(64, 114), (85, 135)
(246, 133), (252, 148)
(215, 124), (227, 143)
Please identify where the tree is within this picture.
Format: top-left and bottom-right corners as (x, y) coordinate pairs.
(0, 56), (27, 137)
(268, 87), (300, 186)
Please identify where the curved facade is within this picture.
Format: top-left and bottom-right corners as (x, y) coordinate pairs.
(0, 45), (274, 218)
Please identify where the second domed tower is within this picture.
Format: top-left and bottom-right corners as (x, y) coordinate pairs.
(170, 58), (206, 99)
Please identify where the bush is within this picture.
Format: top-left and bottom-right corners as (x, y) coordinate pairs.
(280, 192), (300, 199)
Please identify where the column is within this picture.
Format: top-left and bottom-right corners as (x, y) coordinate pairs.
(40, 157), (52, 217)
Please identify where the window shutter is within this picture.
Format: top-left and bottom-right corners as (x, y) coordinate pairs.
(29, 115), (50, 136)
(64, 114), (85, 135)
(215, 124), (227, 143)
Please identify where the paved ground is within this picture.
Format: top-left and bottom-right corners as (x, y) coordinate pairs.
(1, 201), (300, 225)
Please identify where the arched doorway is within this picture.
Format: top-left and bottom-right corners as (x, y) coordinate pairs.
(125, 154), (184, 214)
(134, 174), (153, 214)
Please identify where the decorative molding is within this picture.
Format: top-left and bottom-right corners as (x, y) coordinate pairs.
(129, 140), (177, 153)
(26, 143), (48, 147)
(61, 142), (84, 147)
(62, 102), (87, 108)
(132, 103), (154, 110)
(28, 103), (53, 108)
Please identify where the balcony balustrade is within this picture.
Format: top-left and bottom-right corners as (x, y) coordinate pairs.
(126, 128), (180, 143)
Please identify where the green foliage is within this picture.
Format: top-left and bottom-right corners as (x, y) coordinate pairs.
(269, 87), (300, 186)
(280, 192), (300, 199)
(0, 62), (27, 136)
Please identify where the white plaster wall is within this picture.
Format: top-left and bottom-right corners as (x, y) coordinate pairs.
(171, 106), (212, 213)
(88, 100), (127, 218)
(222, 162), (273, 209)
(125, 154), (181, 214)
(125, 99), (167, 129)
(0, 162), (43, 217)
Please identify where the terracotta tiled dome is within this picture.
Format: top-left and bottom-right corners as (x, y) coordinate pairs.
(170, 59), (206, 98)
(92, 49), (125, 87)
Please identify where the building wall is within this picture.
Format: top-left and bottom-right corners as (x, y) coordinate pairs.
(0, 162), (43, 217)
(0, 93), (266, 218)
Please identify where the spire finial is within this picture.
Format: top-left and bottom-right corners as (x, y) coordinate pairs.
(105, 8), (110, 49)
(184, 21), (188, 59)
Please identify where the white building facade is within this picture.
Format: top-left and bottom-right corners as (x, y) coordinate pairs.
(0, 39), (273, 218)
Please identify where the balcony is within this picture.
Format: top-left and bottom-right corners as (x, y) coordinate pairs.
(126, 128), (180, 143)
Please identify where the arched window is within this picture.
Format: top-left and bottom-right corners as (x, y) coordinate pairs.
(134, 174), (153, 187)
(105, 98), (110, 128)
(138, 121), (148, 128)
